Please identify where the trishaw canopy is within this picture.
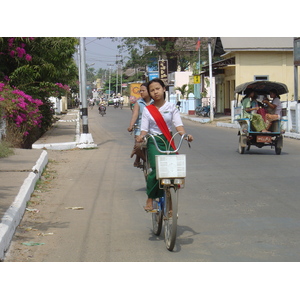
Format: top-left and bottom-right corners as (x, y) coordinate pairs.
(234, 80), (289, 95)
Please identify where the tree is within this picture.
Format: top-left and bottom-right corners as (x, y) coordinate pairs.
(102, 73), (123, 95)
(175, 84), (193, 99)
(7, 37), (79, 99)
(0, 37), (79, 147)
(117, 37), (201, 73)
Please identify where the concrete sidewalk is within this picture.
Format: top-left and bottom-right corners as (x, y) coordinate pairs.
(0, 109), (81, 260)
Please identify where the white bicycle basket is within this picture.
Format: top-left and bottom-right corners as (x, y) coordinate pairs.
(155, 154), (186, 179)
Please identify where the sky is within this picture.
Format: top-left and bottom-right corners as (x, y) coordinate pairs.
(82, 37), (128, 71)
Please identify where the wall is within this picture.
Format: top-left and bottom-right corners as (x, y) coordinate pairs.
(236, 51), (297, 101)
(169, 71), (193, 99)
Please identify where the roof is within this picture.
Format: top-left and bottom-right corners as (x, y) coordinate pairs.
(220, 37), (293, 51)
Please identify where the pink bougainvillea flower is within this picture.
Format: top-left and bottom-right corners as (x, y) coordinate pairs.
(25, 54), (32, 61)
(17, 101), (28, 109)
(16, 47), (26, 58)
(15, 115), (24, 125)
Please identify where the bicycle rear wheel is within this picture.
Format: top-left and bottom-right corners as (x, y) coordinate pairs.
(164, 186), (178, 251)
(152, 197), (163, 236)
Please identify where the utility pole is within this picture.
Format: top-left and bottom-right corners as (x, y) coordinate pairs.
(116, 58), (118, 95)
(294, 38), (300, 132)
(208, 38), (214, 122)
(77, 37), (96, 148)
(80, 37), (88, 134)
(107, 64), (114, 98)
(77, 44), (82, 114)
(117, 55), (123, 95)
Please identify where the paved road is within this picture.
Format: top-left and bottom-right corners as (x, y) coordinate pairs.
(5, 106), (300, 261)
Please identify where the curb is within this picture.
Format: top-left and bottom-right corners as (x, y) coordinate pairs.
(33, 142), (78, 150)
(32, 111), (86, 150)
(0, 150), (48, 261)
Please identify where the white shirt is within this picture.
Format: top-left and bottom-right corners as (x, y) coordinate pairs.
(141, 102), (183, 135)
(272, 97), (282, 117)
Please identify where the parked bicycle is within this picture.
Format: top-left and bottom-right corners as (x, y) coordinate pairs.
(195, 105), (211, 117)
(143, 132), (190, 251)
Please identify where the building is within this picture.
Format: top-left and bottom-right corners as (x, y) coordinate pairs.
(201, 37), (297, 114)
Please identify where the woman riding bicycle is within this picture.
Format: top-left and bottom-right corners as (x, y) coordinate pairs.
(136, 78), (193, 212)
(127, 83), (154, 167)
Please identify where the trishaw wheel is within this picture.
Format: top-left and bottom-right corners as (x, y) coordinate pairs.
(238, 136), (246, 154)
(275, 145), (282, 155)
(275, 136), (283, 155)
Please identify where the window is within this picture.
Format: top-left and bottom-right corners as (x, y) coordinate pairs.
(254, 75), (269, 81)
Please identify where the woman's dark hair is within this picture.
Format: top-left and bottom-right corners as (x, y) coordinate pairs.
(140, 82), (148, 88)
(244, 88), (254, 97)
(270, 88), (280, 99)
(242, 88), (254, 101)
(147, 78), (166, 99)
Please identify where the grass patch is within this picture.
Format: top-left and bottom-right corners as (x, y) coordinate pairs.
(0, 141), (14, 158)
(27, 159), (57, 207)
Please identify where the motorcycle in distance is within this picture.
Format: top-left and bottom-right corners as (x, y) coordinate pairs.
(195, 105), (211, 117)
(98, 104), (106, 116)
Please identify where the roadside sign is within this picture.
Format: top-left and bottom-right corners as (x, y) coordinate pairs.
(194, 75), (201, 84)
(158, 60), (168, 85)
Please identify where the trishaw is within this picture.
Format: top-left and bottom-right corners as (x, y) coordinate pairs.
(234, 80), (288, 155)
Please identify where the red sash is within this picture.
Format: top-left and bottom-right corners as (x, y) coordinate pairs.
(146, 104), (176, 151)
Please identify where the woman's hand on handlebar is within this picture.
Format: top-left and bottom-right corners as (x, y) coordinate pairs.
(185, 134), (193, 142)
(136, 135), (145, 143)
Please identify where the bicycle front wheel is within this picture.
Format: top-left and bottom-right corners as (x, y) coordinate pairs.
(152, 198), (163, 236)
(142, 148), (149, 183)
(164, 186), (178, 251)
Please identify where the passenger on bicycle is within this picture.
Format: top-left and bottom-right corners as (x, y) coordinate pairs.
(136, 78), (193, 212)
(127, 83), (154, 168)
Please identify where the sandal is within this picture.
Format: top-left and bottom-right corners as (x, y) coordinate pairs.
(133, 161), (141, 167)
(144, 199), (153, 212)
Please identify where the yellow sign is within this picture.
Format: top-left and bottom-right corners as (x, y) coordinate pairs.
(130, 83), (141, 103)
(194, 75), (200, 84)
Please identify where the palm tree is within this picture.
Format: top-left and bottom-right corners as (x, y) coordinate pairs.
(175, 84), (194, 99)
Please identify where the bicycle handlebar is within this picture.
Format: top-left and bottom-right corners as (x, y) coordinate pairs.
(144, 133), (190, 154)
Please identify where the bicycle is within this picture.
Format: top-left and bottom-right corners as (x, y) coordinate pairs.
(195, 105), (210, 117)
(144, 133), (190, 251)
(130, 124), (149, 180)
